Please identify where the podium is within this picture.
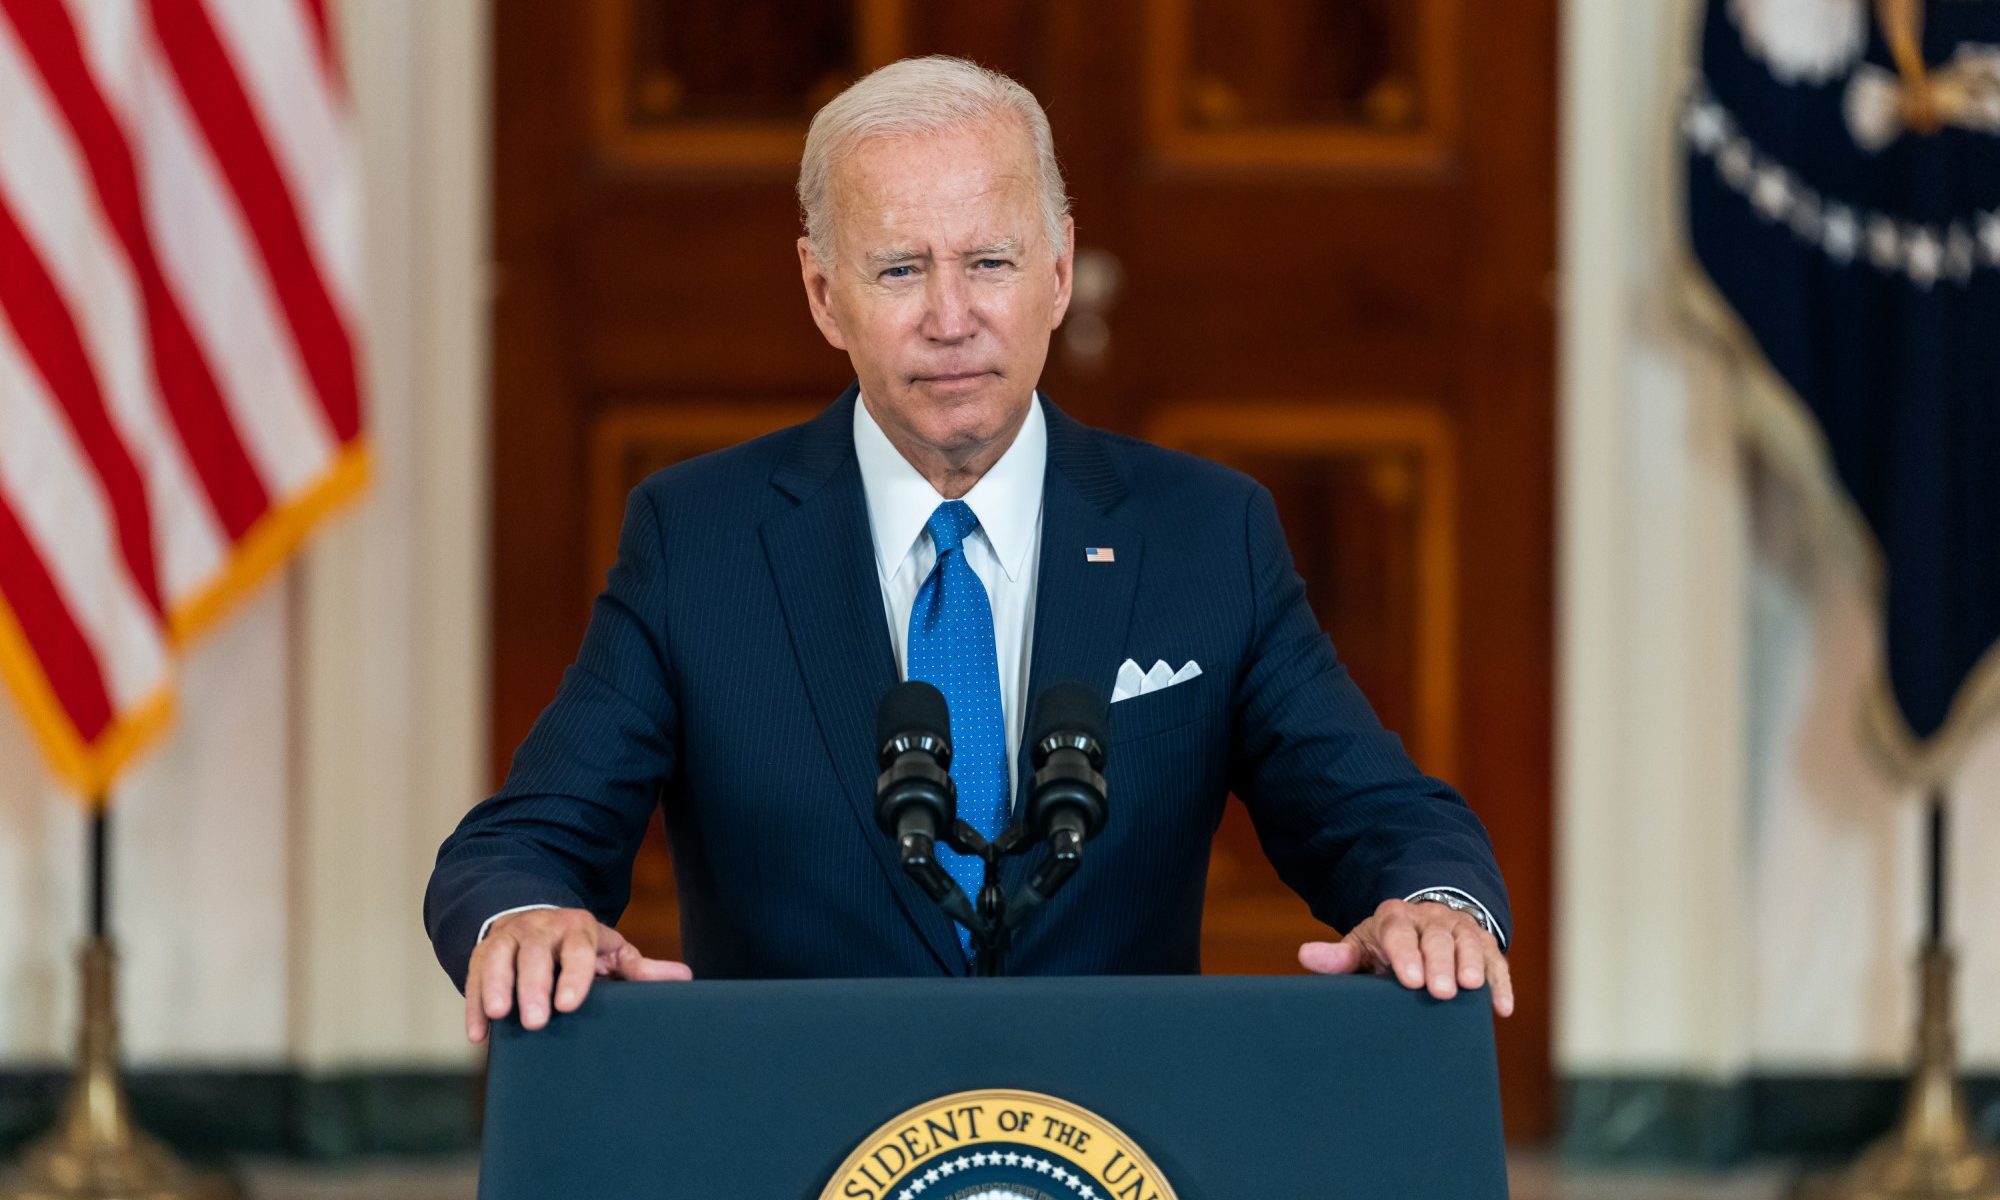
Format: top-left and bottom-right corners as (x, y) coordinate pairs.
(480, 974), (1507, 1198)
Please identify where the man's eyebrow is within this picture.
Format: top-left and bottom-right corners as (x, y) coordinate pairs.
(863, 240), (1022, 267)
(961, 239), (1021, 258)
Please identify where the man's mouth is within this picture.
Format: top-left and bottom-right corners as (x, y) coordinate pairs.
(916, 370), (992, 382)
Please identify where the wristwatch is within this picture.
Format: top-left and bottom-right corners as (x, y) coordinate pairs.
(1403, 887), (1505, 947)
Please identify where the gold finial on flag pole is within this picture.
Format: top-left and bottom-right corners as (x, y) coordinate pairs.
(1876, 0), (1941, 131)
(1857, 0), (2000, 145)
(0, 806), (236, 1200)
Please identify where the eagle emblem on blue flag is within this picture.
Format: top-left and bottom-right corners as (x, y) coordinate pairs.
(1684, 0), (2000, 775)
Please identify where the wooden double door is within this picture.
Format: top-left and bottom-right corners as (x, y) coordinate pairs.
(491, 0), (1555, 1136)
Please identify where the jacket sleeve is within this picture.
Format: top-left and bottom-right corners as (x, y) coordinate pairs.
(423, 484), (681, 992)
(1225, 484), (1512, 947)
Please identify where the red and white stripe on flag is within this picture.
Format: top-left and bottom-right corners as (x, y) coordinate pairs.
(0, 0), (366, 798)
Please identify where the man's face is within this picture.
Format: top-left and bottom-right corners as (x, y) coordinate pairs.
(798, 118), (1074, 465)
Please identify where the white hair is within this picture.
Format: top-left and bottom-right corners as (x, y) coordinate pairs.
(798, 55), (1070, 266)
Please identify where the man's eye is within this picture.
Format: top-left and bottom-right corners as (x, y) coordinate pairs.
(881, 265), (914, 279)
(976, 259), (1010, 270)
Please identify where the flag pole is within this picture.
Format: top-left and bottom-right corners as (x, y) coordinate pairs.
(1925, 798), (1945, 952)
(1796, 785), (2000, 1200)
(0, 797), (236, 1199)
(89, 808), (106, 941)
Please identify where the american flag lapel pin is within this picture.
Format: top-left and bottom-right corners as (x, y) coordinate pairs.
(1085, 546), (1116, 563)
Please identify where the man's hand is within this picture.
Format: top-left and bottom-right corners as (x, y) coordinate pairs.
(1298, 897), (1514, 1018)
(465, 907), (692, 1043)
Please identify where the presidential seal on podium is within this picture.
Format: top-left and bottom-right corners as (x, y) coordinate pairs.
(823, 1089), (1178, 1200)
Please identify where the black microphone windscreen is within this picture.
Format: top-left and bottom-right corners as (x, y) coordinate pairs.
(1029, 681), (1107, 747)
(877, 680), (952, 748)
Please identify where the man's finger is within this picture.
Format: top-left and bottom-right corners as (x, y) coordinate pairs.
(1488, 943), (1516, 1018)
(596, 931), (695, 982)
(1418, 921), (1459, 1000)
(480, 935), (517, 1023)
(515, 937), (556, 1031)
(1376, 911), (1424, 989)
(1298, 939), (1363, 974)
(465, 943), (491, 1043)
(553, 928), (598, 1013)
(619, 956), (694, 982)
(1454, 925), (1488, 991)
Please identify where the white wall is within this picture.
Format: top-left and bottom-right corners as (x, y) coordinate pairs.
(289, 0), (492, 1070)
(1558, 0), (2000, 1077)
(0, 587), (293, 1063)
(0, 0), (489, 1070)
(1558, 0), (1754, 1077)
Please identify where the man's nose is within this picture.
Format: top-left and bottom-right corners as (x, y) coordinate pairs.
(921, 270), (977, 342)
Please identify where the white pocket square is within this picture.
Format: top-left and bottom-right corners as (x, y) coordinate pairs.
(1110, 658), (1202, 703)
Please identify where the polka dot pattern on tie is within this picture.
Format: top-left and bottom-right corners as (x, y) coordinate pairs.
(907, 499), (1009, 958)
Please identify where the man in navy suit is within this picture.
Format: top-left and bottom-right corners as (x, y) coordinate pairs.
(430, 56), (1513, 1045)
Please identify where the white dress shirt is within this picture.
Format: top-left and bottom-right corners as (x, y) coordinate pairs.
(853, 389), (1046, 809)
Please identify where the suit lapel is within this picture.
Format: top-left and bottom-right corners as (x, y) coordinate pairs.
(759, 389), (1141, 970)
(1004, 398), (1143, 898)
(760, 384), (964, 973)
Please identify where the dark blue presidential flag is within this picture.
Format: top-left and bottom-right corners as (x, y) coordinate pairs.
(1683, 0), (2000, 771)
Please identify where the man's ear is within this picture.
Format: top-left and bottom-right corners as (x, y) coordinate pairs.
(1047, 215), (1076, 329)
(797, 237), (848, 351)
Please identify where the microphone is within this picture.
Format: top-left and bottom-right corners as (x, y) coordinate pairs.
(998, 682), (1109, 927)
(1025, 682), (1109, 849)
(873, 681), (957, 899)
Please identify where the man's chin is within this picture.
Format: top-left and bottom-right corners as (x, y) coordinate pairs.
(912, 370), (1001, 396)
(923, 411), (1025, 459)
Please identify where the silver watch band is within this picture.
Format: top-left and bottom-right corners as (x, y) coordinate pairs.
(1402, 887), (1506, 949)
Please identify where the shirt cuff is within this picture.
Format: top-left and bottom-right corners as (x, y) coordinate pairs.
(476, 903), (562, 946)
(1401, 885), (1507, 950)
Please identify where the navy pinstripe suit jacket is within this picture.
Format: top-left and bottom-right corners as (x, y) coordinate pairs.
(424, 385), (1509, 990)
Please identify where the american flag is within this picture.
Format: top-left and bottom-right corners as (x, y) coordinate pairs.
(1085, 547), (1115, 563)
(0, 0), (366, 797)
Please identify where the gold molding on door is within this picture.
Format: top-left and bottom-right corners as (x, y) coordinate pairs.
(1148, 401), (1460, 777)
(588, 401), (821, 597)
(587, 0), (905, 169)
(1142, 0), (1460, 173)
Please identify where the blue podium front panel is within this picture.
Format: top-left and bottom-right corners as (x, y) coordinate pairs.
(481, 975), (1507, 1199)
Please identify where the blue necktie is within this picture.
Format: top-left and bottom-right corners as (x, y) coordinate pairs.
(906, 500), (1009, 957)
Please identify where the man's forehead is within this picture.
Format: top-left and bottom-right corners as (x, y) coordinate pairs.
(845, 154), (1031, 208)
(846, 115), (1034, 176)
(840, 195), (1038, 261)
(833, 122), (1035, 215)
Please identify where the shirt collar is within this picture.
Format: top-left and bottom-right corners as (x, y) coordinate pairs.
(853, 389), (1047, 583)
